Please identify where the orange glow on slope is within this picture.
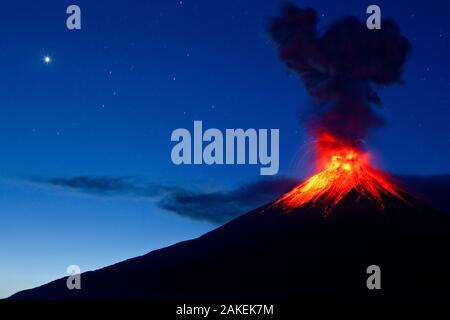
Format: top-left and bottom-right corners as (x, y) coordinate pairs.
(276, 134), (405, 214)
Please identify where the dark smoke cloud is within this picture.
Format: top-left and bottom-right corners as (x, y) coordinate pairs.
(29, 176), (298, 224)
(269, 4), (411, 147)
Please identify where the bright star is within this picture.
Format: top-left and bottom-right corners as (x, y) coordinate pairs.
(43, 56), (51, 64)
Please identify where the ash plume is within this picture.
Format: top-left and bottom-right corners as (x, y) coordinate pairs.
(268, 4), (411, 148)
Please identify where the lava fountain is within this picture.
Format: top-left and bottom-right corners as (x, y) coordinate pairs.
(275, 134), (406, 214)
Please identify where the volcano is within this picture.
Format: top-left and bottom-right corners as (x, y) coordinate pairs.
(274, 133), (408, 215)
(8, 184), (450, 300)
(6, 6), (449, 301)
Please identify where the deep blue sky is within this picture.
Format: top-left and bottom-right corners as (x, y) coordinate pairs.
(1, 0), (449, 298)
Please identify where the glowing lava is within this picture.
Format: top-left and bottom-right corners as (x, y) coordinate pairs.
(276, 134), (405, 214)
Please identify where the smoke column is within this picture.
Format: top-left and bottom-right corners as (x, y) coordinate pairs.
(268, 4), (411, 150)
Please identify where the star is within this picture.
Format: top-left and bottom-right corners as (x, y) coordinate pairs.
(43, 55), (51, 64)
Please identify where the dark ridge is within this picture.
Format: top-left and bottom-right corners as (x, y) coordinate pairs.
(8, 190), (450, 301)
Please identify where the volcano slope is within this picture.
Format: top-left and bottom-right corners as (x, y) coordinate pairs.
(8, 190), (450, 301)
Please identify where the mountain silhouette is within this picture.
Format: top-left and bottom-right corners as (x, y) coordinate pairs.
(8, 190), (450, 300)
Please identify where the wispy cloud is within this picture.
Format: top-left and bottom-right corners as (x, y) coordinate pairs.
(395, 174), (450, 214)
(158, 178), (298, 223)
(28, 176), (298, 224)
(25, 174), (450, 223)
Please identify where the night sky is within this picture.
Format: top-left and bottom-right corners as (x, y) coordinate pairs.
(1, 0), (449, 298)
